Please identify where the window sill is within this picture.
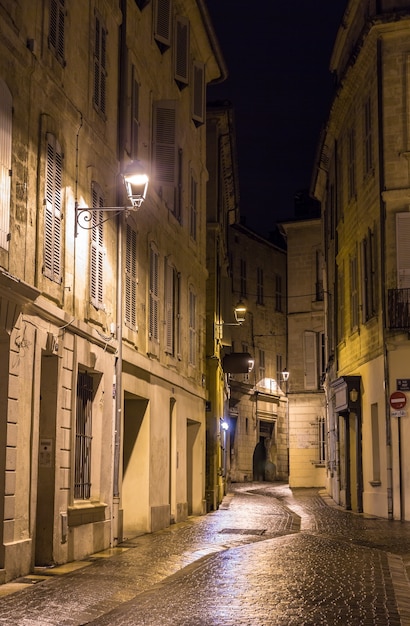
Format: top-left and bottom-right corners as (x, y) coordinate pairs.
(68, 501), (107, 527)
(369, 480), (381, 487)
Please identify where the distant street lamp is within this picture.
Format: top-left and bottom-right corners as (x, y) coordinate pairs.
(282, 368), (290, 475)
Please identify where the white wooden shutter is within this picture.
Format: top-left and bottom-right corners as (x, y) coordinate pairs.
(90, 185), (104, 309)
(49, 0), (65, 64)
(94, 14), (106, 115)
(174, 16), (189, 85)
(304, 331), (318, 390)
(164, 259), (174, 353)
(44, 133), (62, 282)
(189, 172), (197, 240)
(189, 288), (196, 366)
(0, 80), (12, 250)
(125, 224), (137, 330)
(192, 61), (205, 125)
(153, 101), (177, 210)
(149, 245), (159, 341)
(130, 67), (139, 159)
(154, 0), (172, 48)
(396, 212), (410, 288)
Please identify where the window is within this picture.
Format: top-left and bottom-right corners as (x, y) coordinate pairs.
(364, 96), (373, 176)
(189, 172), (197, 241)
(0, 80), (12, 251)
(125, 224), (137, 330)
(165, 259), (180, 355)
(93, 14), (107, 115)
(319, 331), (325, 386)
(361, 227), (377, 322)
(317, 416), (326, 465)
(75, 372), (93, 500)
(350, 254), (359, 330)
(256, 267), (264, 305)
(337, 267), (345, 342)
(49, 0), (65, 65)
(396, 213), (410, 288)
(258, 349), (265, 381)
(336, 144), (343, 223)
(276, 354), (283, 390)
(240, 258), (247, 298)
(174, 16), (189, 86)
(149, 244), (159, 341)
(347, 127), (356, 200)
(304, 331), (318, 390)
(175, 147), (183, 222)
(154, 0), (172, 50)
(153, 101), (177, 212)
(328, 182), (335, 241)
(130, 66), (140, 160)
(275, 274), (282, 312)
(90, 184), (104, 310)
(191, 61), (205, 126)
(44, 133), (62, 283)
(189, 288), (197, 366)
(315, 250), (324, 301)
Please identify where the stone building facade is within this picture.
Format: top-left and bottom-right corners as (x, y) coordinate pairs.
(280, 216), (326, 488)
(226, 224), (288, 484)
(312, 0), (410, 519)
(205, 100), (240, 509)
(0, 0), (225, 583)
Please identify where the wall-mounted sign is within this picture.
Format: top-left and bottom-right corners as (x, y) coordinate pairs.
(397, 379), (410, 391)
(39, 438), (53, 468)
(390, 391), (407, 410)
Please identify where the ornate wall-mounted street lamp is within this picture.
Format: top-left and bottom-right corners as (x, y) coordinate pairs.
(75, 161), (149, 235)
(73, 159), (148, 543)
(233, 300), (247, 324)
(216, 301), (247, 330)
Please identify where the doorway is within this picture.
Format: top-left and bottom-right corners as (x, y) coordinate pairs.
(122, 395), (149, 538)
(35, 353), (58, 566)
(187, 419), (200, 515)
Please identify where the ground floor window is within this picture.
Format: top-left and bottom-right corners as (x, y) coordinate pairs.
(75, 371), (93, 499)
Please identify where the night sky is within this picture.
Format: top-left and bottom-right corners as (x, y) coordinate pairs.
(205, 1), (347, 236)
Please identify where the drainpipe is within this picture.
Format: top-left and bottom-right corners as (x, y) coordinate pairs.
(112, 0), (128, 545)
(377, 39), (393, 520)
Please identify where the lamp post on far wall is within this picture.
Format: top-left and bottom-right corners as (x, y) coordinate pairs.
(281, 368), (290, 476)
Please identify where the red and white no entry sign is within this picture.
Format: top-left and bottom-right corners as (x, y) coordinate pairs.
(390, 391), (407, 410)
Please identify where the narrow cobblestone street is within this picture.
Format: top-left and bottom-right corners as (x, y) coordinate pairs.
(1, 483), (410, 625)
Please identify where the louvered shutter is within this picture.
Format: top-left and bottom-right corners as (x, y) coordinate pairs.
(153, 101), (177, 210)
(165, 260), (174, 353)
(397, 213), (410, 288)
(90, 185), (104, 309)
(49, 0), (65, 64)
(44, 133), (62, 282)
(192, 61), (205, 125)
(0, 80), (11, 250)
(94, 15), (106, 115)
(189, 289), (196, 366)
(304, 331), (318, 390)
(125, 224), (137, 330)
(174, 16), (189, 85)
(131, 67), (139, 160)
(154, 0), (172, 48)
(149, 245), (159, 341)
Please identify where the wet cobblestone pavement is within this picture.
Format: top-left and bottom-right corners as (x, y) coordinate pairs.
(1, 483), (410, 625)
